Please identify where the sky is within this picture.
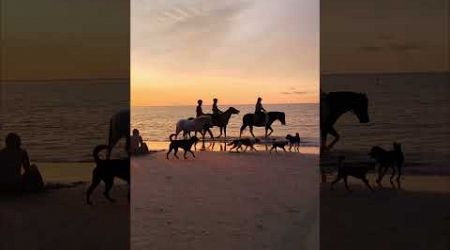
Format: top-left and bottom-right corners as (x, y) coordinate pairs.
(131, 0), (319, 106)
(0, 0), (129, 80)
(321, 0), (449, 74)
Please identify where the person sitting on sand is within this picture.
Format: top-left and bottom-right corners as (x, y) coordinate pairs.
(130, 129), (149, 155)
(196, 99), (205, 118)
(255, 97), (268, 125)
(0, 133), (44, 192)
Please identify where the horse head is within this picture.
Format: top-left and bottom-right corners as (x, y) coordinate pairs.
(353, 93), (369, 123)
(272, 112), (286, 125)
(227, 107), (240, 115)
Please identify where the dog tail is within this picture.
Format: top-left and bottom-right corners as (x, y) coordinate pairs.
(169, 134), (177, 141)
(93, 144), (109, 163)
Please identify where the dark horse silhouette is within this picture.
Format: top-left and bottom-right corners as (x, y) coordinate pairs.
(239, 112), (286, 138)
(208, 107), (240, 138)
(108, 109), (130, 158)
(321, 91), (369, 152)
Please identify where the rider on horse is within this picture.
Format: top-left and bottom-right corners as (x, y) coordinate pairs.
(212, 98), (223, 125)
(196, 99), (205, 118)
(255, 97), (268, 125)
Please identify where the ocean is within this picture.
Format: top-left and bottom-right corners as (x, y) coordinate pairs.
(321, 72), (450, 174)
(0, 80), (129, 162)
(131, 103), (320, 150)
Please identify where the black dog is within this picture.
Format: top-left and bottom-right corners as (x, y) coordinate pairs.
(228, 138), (260, 152)
(86, 144), (130, 205)
(269, 140), (288, 153)
(286, 133), (300, 152)
(369, 142), (404, 187)
(167, 134), (199, 159)
(331, 156), (374, 192)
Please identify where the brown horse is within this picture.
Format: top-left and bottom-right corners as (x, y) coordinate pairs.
(239, 112), (286, 138)
(321, 91), (369, 152)
(209, 107), (240, 138)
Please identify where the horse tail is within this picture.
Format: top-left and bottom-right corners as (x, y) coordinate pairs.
(169, 134), (177, 141)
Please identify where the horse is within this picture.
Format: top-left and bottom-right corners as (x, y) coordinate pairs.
(108, 109), (130, 158)
(320, 91), (369, 152)
(239, 112), (286, 138)
(175, 115), (214, 140)
(209, 107), (240, 138)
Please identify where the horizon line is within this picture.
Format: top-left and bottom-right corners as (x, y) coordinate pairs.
(132, 102), (318, 108)
(0, 77), (129, 83)
(321, 70), (449, 76)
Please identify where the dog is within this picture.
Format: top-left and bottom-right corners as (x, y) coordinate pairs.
(369, 142), (404, 187)
(286, 133), (300, 152)
(269, 140), (288, 153)
(167, 134), (199, 159)
(227, 138), (260, 152)
(86, 144), (130, 205)
(331, 156), (374, 192)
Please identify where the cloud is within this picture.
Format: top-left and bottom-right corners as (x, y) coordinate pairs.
(359, 45), (384, 52)
(388, 41), (423, 52)
(281, 90), (307, 95)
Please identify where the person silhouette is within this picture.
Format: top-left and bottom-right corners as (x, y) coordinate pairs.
(0, 133), (43, 192)
(255, 97), (267, 125)
(130, 129), (149, 155)
(212, 98), (223, 115)
(196, 99), (205, 117)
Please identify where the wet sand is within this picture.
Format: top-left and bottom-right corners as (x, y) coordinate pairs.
(0, 163), (129, 250)
(321, 174), (450, 250)
(131, 151), (319, 250)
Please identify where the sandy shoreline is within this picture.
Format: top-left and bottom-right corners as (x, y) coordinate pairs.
(0, 163), (129, 250)
(321, 174), (450, 250)
(131, 151), (319, 250)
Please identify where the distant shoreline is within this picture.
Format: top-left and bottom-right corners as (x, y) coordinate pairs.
(132, 102), (318, 108)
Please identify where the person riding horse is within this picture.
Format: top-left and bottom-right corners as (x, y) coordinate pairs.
(255, 97), (268, 125)
(212, 98), (223, 124)
(196, 99), (205, 118)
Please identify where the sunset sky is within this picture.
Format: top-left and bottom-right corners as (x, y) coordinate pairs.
(131, 0), (319, 106)
(0, 0), (129, 81)
(321, 0), (449, 74)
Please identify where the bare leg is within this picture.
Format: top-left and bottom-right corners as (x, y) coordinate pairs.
(344, 176), (351, 192)
(363, 178), (373, 191)
(330, 176), (342, 190)
(327, 127), (340, 150)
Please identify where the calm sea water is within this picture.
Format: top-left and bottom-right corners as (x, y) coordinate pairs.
(0, 80), (129, 162)
(321, 72), (450, 174)
(131, 103), (319, 150)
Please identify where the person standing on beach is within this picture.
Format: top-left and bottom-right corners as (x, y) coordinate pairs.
(255, 97), (267, 124)
(196, 99), (205, 117)
(0, 133), (43, 192)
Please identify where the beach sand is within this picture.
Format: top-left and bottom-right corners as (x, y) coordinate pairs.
(0, 162), (129, 250)
(131, 151), (319, 250)
(320, 174), (450, 250)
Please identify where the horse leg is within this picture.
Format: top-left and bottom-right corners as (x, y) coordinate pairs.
(266, 126), (274, 137)
(224, 126), (227, 138)
(389, 166), (396, 187)
(217, 127), (222, 138)
(240, 125), (247, 138)
(250, 126), (256, 138)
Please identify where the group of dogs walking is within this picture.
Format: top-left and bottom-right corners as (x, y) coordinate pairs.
(321, 91), (405, 191)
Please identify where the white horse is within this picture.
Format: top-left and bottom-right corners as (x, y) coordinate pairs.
(175, 115), (214, 139)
